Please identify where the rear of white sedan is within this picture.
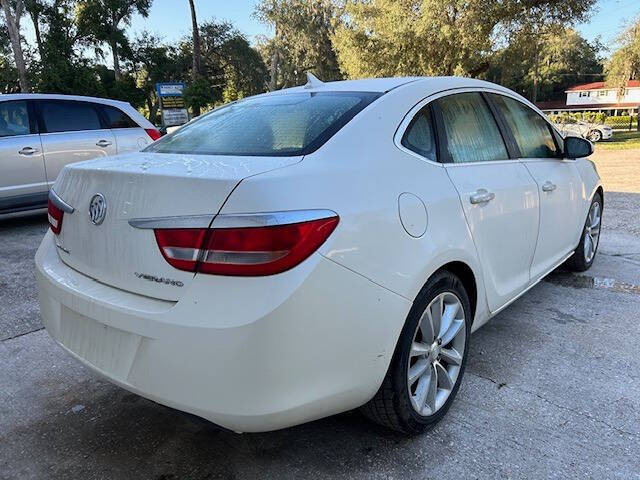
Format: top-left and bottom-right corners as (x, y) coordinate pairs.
(36, 75), (602, 434)
(35, 82), (416, 432)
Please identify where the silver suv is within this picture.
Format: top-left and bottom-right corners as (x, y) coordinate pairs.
(0, 94), (159, 214)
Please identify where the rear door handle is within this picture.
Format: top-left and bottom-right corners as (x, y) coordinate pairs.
(542, 181), (557, 192)
(96, 139), (112, 147)
(469, 189), (495, 204)
(18, 146), (38, 155)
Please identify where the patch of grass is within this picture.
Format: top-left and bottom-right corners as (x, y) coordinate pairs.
(597, 131), (640, 150)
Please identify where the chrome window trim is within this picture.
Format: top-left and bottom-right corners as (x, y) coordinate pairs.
(48, 189), (74, 214)
(128, 209), (338, 230)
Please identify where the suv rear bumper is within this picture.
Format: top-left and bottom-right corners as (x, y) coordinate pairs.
(35, 230), (410, 432)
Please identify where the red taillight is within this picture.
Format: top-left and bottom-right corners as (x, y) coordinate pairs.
(48, 199), (64, 235)
(145, 128), (162, 141)
(154, 216), (339, 276)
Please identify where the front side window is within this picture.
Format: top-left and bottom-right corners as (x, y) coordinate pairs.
(436, 92), (509, 164)
(145, 91), (380, 156)
(490, 94), (558, 159)
(40, 100), (102, 133)
(102, 105), (138, 128)
(401, 106), (436, 161)
(0, 101), (30, 137)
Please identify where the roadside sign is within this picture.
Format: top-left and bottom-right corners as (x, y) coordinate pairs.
(156, 82), (189, 128)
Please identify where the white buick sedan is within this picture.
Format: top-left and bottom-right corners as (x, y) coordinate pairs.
(36, 76), (602, 434)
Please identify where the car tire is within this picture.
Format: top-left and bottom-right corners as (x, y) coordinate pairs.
(361, 270), (471, 434)
(587, 130), (602, 142)
(565, 193), (602, 272)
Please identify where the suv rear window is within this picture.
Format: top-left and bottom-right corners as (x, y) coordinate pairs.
(145, 92), (380, 156)
(102, 105), (138, 128)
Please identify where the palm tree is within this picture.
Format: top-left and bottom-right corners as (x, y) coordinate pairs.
(188, 0), (203, 115)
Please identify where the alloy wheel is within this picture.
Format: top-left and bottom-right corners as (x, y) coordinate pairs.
(584, 201), (601, 263)
(407, 292), (466, 416)
(588, 130), (602, 142)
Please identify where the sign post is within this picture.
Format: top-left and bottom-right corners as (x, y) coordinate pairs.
(156, 82), (189, 129)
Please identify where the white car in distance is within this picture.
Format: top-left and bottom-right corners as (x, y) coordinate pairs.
(554, 119), (613, 142)
(36, 75), (602, 434)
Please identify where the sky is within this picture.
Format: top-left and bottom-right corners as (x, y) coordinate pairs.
(128, 1), (271, 45)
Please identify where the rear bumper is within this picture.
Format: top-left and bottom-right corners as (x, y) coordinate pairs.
(35, 230), (410, 432)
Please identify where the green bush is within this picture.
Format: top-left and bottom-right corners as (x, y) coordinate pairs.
(548, 112), (607, 125)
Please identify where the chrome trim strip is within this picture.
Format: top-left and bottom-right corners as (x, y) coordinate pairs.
(211, 209), (338, 229)
(128, 215), (214, 229)
(48, 189), (74, 214)
(128, 209), (338, 230)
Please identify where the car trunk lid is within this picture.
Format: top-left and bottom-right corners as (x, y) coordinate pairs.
(52, 152), (301, 301)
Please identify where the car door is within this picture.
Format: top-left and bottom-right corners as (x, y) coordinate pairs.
(37, 99), (117, 186)
(0, 100), (48, 213)
(489, 93), (583, 281)
(434, 91), (539, 313)
(99, 103), (151, 153)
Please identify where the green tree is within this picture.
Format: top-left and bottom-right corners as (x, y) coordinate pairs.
(1, 0), (30, 91)
(332, 0), (596, 86)
(487, 27), (603, 102)
(187, 0), (203, 115)
(606, 18), (640, 99)
(332, 0), (498, 79)
(501, 0), (597, 102)
(0, 21), (20, 92)
(197, 19), (267, 103)
(255, 0), (341, 90)
(36, 0), (102, 95)
(132, 32), (188, 123)
(24, 0), (46, 60)
(76, 0), (152, 80)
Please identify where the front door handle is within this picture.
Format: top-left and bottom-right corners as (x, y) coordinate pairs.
(96, 139), (112, 147)
(18, 146), (38, 155)
(469, 189), (495, 205)
(542, 181), (557, 192)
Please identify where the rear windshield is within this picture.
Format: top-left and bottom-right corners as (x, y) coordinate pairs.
(145, 91), (380, 156)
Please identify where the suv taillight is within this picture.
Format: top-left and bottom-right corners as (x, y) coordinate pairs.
(153, 216), (339, 276)
(145, 128), (162, 141)
(48, 199), (64, 235)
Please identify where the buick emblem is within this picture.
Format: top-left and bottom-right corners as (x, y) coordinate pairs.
(88, 193), (107, 225)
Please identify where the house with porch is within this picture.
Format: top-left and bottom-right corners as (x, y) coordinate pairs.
(536, 80), (640, 116)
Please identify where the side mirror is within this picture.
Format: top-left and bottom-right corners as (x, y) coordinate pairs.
(564, 135), (594, 159)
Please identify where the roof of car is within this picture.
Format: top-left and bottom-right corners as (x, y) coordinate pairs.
(277, 75), (513, 95)
(0, 93), (131, 106)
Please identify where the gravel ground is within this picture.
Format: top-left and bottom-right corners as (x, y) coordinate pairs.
(1, 150), (639, 479)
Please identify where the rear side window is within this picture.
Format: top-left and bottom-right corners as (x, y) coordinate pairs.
(435, 93), (509, 164)
(40, 100), (102, 133)
(145, 91), (381, 156)
(401, 107), (436, 161)
(490, 94), (558, 158)
(102, 105), (138, 128)
(0, 101), (31, 137)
